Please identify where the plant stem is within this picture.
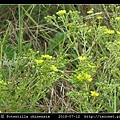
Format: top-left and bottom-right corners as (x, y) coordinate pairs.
(114, 85), (116, 113)
(18, 5), (23, 53)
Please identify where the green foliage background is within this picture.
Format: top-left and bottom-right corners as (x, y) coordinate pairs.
(0, 4), (120, 113)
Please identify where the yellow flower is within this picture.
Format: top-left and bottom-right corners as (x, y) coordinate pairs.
(87, 29), (92, 33)
(87, 8), (94, 14)
(41, 55), (52, 59)
(117, 31), (120, 34)
(116, 41), (120, 44)
(91, 91), (99, 97)
(97, 16), (103, 20)
(95, 12), (102, 15)
(104, 29), (114, 34)
(51, 65), (58, 72)
(56, 10), (66, 16)
(78, 56), (86, 61)
(35, 59), (44, 64)
(115, 17), (120, 21)
(77, 74), (84, 81)
(84, 73), (92, 82)
(88, 63), (96, 68)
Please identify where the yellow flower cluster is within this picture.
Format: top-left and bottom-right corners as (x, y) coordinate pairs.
(56, 10), (66, 16)
(35, 59), (44, 64)
(78, 56), (86, 61)
(77, 73), (92, 82)
(87, 8), (94, 14)
(41, 54), (52, 59)
(90, 91), (99, 97)
(51, 65), (58, 72)
(35, 54), (52, 65)
(77, 74), (84, 81)
(85, 74), (92, 82)
(104, 29), (114, 34)
(35, 55), (58, 72)
(97, 16), (103, 20)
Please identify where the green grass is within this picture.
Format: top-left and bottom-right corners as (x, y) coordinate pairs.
(0, 4), (120, 113)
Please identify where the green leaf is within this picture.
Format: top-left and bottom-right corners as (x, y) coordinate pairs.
(47, 32), (64, 54)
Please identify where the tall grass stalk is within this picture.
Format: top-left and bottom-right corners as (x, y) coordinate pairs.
(21, 5), (54, 52)
(114, 85), (116, 113)
(18, 5), (23, 53)
(0, 21), (11, 70)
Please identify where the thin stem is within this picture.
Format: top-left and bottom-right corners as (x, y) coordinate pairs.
(114, 85), (116, 113)
(18, 5), (23, 53)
